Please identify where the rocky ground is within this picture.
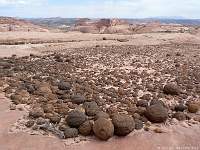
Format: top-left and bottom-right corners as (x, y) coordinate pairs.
(0, 31), (200, 150)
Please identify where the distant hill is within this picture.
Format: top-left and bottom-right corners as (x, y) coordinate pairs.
(124, 18), (200, 26)
(24, 17), (200, 29)
(26, 17), (77, 31)
(0, 16), (49, 32)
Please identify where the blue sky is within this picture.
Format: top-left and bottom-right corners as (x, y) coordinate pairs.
(0, 0), (199, 19)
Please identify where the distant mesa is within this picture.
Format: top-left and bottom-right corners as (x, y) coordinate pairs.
(0, 17), (49, 32)
(70, 18), (129, 34)
(75, 18), (94, 26)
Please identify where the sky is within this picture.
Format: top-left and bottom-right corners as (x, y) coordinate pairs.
(0, 0), (200, 19)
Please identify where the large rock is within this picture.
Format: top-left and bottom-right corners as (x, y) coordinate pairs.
(29, 107), (44, 118)
(188, 104), (199, 113)
(172, 112), (186, 121)
(93, 118), (114, 140)
(34, 86), (52, 96)
(112, 114), (134, 136)
(145, 104), (168, 123)
(78, 120), (93, 136)
(163, 83), (180, 95)
(64, 127), (78, 138)
(71, 95), (86, 104)
(66, 110), (86, 128)
(58, 82), (71, 90)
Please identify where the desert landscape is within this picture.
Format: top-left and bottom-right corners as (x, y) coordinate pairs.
(0, 16), (200, 150)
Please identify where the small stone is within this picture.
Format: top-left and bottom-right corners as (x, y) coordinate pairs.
(134, 119), (143, 130)
(172, 112), (186, 121)
(144, 127), (149, 131)
(188, 104), (199, 113)
(94, 112), (110, 120)
(71, 95), (86, 104)
(36, 118), (46, 125)
(29, 107), (44, 118)
(132, 113), (141, 119)
(64, 127), (78, 138)
(59, 124), (68, 131)
(78, 120), (93, 136)
(66, 110), (86, 128)
(25, 120), (35, 128)
(32, 125), (39, 130)
(136, 100), (149, 107)
(135, 107), (146, 116)
(174, 103), (187, 112)
(145, 104), (168, 123)
(194, 116), (200, 122)
(146, 121), (152, 126)
(163, 83), (180, 95)
(58, 82), (71, 90)
(86, 105), (101, 116)
(50, 115), (61, 124)
(112, 114), (134, 136)
(93, 118), (114, 140)
(10, 104), (16, 110)
(18, 107), (24, 111)
(75, 106), (85, 114)
(106, 106), (118, 116)
(34, 86), (52, 96)
(154, 128), (163, 133)
(42, 104), (55, 113)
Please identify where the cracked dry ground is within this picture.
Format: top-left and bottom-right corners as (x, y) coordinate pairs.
(0, 44), (199, 144)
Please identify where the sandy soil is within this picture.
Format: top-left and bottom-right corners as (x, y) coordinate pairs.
(1, 32), (200, 57)
(0, 31), (200, 150)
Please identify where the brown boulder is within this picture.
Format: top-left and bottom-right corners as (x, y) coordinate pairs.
(66, 110), (86, 128)
(145, 104), (168, 123)
(64, 127), (78, 138)
(78, 120), (93, 136)
(93, 118), (114, 140)
(112, 114), (134, 136)
(188, 104), (199, 113)
(163, 83), (180, 95)
(29, 107), (44, 118)
(172, 112), (186, 121)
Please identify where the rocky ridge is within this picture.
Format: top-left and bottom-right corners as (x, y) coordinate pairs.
(0, 17), (49, 32)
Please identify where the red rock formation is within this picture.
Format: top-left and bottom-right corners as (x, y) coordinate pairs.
(96, 19), (111, 28)
(75, 18), (94, 27)
(0, 17), (49, 32)
(146, 22), (161, 28)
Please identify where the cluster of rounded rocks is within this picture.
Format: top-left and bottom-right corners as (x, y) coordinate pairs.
(0, 44), (199, 140)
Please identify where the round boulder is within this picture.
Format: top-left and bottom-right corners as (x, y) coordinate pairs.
(145, 104), (168, 123)
(163, 83), (180, 95)
(78, 120), (93, 136)
(174, 103), (187, 112)
(188, 104), (199, 113)
(134, 119), (143, 130)
(71, 95), (86, 104)
(136, 100), (149, 107)
(66, 110), (86, 128)
(172, 112), (186, 121)
(64, 127), (78, 138)
(58, 82), (71, 90)
(112, 114), (134, 136)
(29, 107), (44, 118)
(93, 118), (114, 140)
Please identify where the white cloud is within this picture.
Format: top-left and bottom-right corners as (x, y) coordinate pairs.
(0, 0), (43, 6)
(0, 0), (199, 19)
